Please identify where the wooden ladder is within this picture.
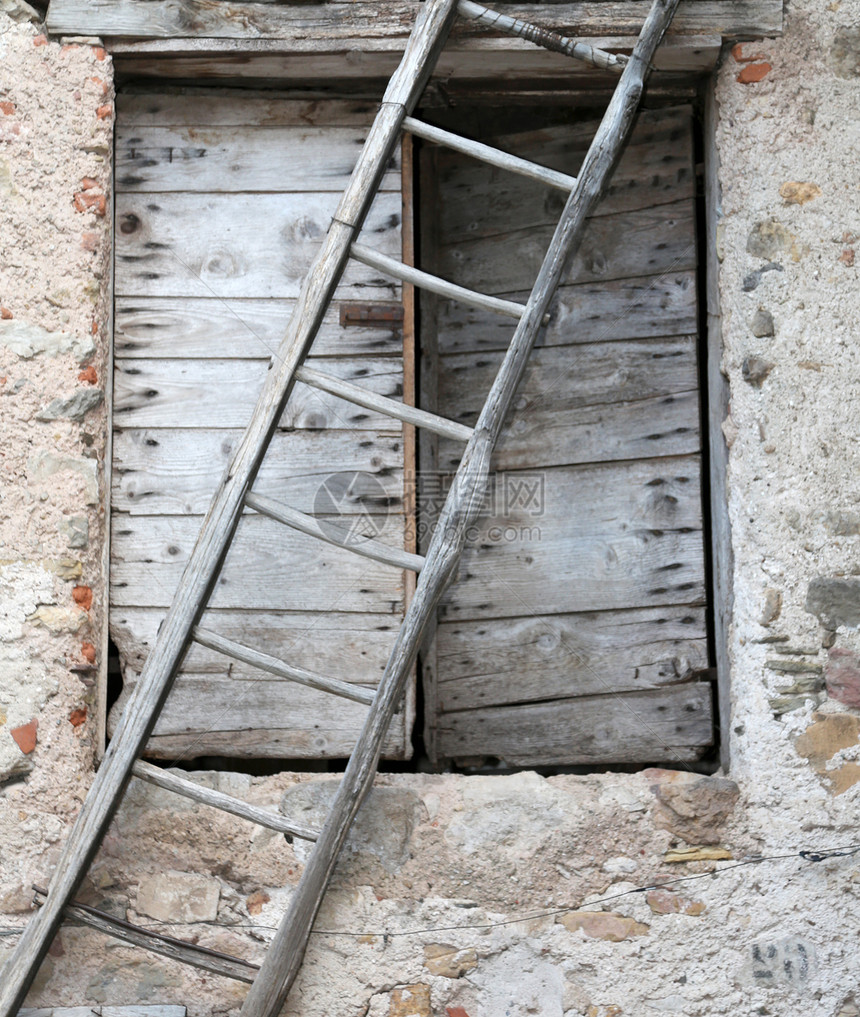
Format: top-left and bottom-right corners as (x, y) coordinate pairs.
(0, 0), (680, 1013)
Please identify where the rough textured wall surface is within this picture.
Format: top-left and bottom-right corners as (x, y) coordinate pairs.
(3, 1), (860, 1016)
(0, 2), (112, 918)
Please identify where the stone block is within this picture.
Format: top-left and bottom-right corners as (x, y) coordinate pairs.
(0, 320), (94, 363)
(280, 781), (420, 872)
(795, 712), (860, 795)
(806, 578), (860, 629)
(645, 889), (706, 916)
(423, 943), (478, 978)
(559, 911), (649, 942)
(824, 648), (860, 708)
(646, 770), (740, 845)
(831, 26), (860, 78)
(750, 308), (775, 337)
(36, 388), (103, 422)
(388, 984), (431, 1017)
(136, 871), (221, 924)
(29, 451), (99, 505)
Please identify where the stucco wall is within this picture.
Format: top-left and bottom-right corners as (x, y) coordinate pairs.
(2, 1), (860, 1015)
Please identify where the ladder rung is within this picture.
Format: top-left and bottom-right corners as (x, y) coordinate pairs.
(295, 364), (474, 442)
(404, 116), (578, 192)
(245, 491), (425, 573)
(457, 0), (629, 72)
(350, 242), (527, 321)
(33, 886), (259, 983)
(192, 626), (375, 707)
(132, 759), (321, 839)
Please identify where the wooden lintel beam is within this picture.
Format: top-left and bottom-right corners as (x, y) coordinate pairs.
(48, 0), (782, 43)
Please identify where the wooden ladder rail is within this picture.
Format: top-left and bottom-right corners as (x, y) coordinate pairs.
(238, 1), (682, 1013)
(0, 1), (459, 1012)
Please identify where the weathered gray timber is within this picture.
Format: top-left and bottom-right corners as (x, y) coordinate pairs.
(48, 0), (782, 41)
(404, 116), (579, 191)
(437, 684), (714, 765)
(131, 760), (320, 837)
(245, 491), (425, 573)
(295, 364), (474, 442)
(112, 429), (404, 516)
(457, 0), (628, 69)
(237, 3), (685, 1014)
(350, 242), (527, 320)
(422, 102), (708, 765)
(31, 890), (260, 983)
(0, 0), (458, 1007)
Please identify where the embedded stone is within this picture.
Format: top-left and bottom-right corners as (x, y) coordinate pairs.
(29, 451), (99, 505)
(645, 889), (706, 916)
(830, 26), (860, 78)
(779, 181), (821, 205)
(0, 320), (94, 363)
(664, 846), (732, 863)
(750, 308), (775, 337)
(388, 984), (431, 1017)
(806, 578), (860, 629)
(759, 588), (782, 626)
(647, 770), (740, 845)
(824, 510), (860, 536)
(136, 871), (221, 924)
(825, 648), (860, 709)
(742, 356), (775, 387)
(27, 606), (88, 633)
(559, 911), (649, 942)
(58, 516), (89, 549)
(795, 712), (860, 795)
(746, 220), (804, 261)
(423, 943), (478, 978)
(36, 388), (104, 422)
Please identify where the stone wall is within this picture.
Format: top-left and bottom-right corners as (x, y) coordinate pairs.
(2, 1), (860, 1015)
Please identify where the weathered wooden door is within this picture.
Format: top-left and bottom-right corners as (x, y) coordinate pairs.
(111, 90), (415, 760)
(419, 105), (714, 767)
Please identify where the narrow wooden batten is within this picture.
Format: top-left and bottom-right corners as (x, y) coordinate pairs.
(192, 626), (375, 707)
(32, 887), (260, 983)
(349, 242), (527, 320)
(295, 364), (474, 442)
(245, 491), (425, 573)
(403, 117), (578, 192)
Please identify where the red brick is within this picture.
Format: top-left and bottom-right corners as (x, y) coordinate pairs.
(81, 641), (96, 664)
(0, 307), (12, 320)
(74, 191), (106, 217)
(96, 104), (112, 120)
(737, 62), (772, 84)
(0, 100), (15, 116)
(446, 1009), (471, 1017)
(33, 35), (47, 46)
(80, 232), (99, 253)
(89, 76), (109, 97)
(826, 648), (860, 709)
(92, 46), (107, 61)
(69, 708), (87, 728)
(839, 248), (855, 267)
(72, 585), (93, 611)
(81, 176), (100, 191)
(78, 365), (98, 384)
(10, 719), (37, 754)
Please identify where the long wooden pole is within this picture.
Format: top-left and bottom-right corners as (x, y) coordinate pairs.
(238, 2), (681, 1015)
(0, 2), (459, 1012)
